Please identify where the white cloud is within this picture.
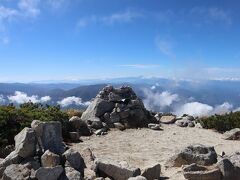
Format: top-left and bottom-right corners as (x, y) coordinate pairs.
(18, 0), (40, 18)
(151, 85), (156, 90)
(191, 7), (232, 26)
(101, 9), (143, 24)
(155, 36), (175, 58)
(118, 64), (160, 68)
(47, 0), (67, 9)
(0, 95), (5, 104)
(143, 89), (179, 111)
(175, 102), (213, 117)
(8, 91), (51, 104)
(77, 9), (143, 28)
(212, 102), (233, 114)
(57, 96), (90, 107)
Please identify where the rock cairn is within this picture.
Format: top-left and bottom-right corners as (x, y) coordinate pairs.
(81, 85), (157, 134)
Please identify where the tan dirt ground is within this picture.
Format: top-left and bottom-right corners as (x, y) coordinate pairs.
(71, 124), (240, 180)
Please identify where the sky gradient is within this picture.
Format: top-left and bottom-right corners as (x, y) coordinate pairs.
(0, 0), (240, 82)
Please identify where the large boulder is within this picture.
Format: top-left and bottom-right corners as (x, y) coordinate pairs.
(2, 164), (31, 180)
(36, 165), (63, 180)
(31, 120), (65, 154)
(95, 158), (141, 180)
(182, 163), (222, 180)
(41, 150), (60, 167)
(217, 158), (237, 180)
(63, 149), (86, 174)
(223, 128), (240, 140)
(14, 127), (36, 158)
(167, 144), (217, 167)
(141, 163), (161, 180)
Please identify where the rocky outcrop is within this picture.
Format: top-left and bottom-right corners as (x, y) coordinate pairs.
(167, 144), (217, 167)
(95, 158), (141, 180)
(69, 116), (91, 136)
(223, 128), (240, 140)
(65, 166), (83, 180)
(2, 164), (31, 180)
(81, 86), (156, 130)
(175, 115), (195, 127)
(160, 115), (176, 124)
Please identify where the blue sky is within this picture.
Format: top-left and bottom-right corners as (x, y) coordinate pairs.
(0, 0), (240, 82)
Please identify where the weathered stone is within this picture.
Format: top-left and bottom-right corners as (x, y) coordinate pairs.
(31, 120), (65, 154)
(84, 169), (96, 180)
(0, 145), (14, 159)
(88, 118), (103, 130)
(223, 128), (240, 140)
(14, 127), (36, 158)
(69, 116), (91, 136)
(217, 158), (236, 179)
(63, 149), (86, 174)
(110, 111), (120, 123)
(2, 164), (31, 180)
(36, 165), (63, 180)
(65, 167), (83, 180)
(114, 122), (125, 131)
(168, 144), (217, 167)
(94, 128), (107, 135)
(81, 148), (95, 169)
(128, 176), (147, 180)
(95, 158), (141, 180)
(183, 163), (221, 180)
(225, 152), (240, 178)
(148, 123), (161, 131)
(21, 157), (40, 170)
(0, 151), (22, 168)
(81, 98), (115, 121)
(175, 119), (195, 127)
(160, 115), (176, 124)
(69, 132), (80, 142)
(41, 150), (60, 167)
(119, 110), (130, 119)
(141, 163), (160, 180)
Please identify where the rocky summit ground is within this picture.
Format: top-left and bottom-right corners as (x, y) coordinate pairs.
(72, 124), (240, 180)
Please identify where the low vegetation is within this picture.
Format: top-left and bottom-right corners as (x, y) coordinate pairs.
(200, 111), (240, 132)
(0, 102), (70, 147)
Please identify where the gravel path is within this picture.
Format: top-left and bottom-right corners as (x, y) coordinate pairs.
(71, 124), (240, 179)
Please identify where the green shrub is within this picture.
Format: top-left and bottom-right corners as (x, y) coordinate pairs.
(0, 102), (69, 147)
(200, 111), (240, 132)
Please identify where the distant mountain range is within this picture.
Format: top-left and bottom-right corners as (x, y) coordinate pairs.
(1, 77), (240, 116)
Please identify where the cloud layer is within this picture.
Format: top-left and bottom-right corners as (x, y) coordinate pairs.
(8, 91), (51, 104)
(57, 96), (90, 107)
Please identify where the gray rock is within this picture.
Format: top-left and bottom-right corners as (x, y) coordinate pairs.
(128, 176), (147, 180)
(217, 158), (236, 179)
(110, 111), (120, 123)
(69, 132), (80, 142)
(63, 149), (86, 174)
(114, 122), (125, 131)
(141, 163), (161, 180)
(31, 120), (65, 154)
(225, 152), (240, 178)
(148, 123), (161, 131)
(94, 128), (107, 135)
(183, 163), (221, 180)
(223, 128), (240, 140)
(2, 164), (31, 180)
(168, 144), (217, 167)
(14, 127), (36, 158)
(175, 119), (195, 127)
(36, 165), (63, 180)
(119, 110), (130, 119)
(41, 150), (60, 167)
(0, 151), (21, 169)
(81, 98), (115, 121)
(160, 115), (176, 124)
(65, 167), (83, 180)
(69, 116), (91, 136)
(88, 118), (103, 130)
(95, 158), (141, 180)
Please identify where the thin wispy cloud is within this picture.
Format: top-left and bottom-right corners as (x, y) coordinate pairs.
(77, 9), (144, 28)
(155, 36), (175, 58)
(118, 64), (160, 68)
